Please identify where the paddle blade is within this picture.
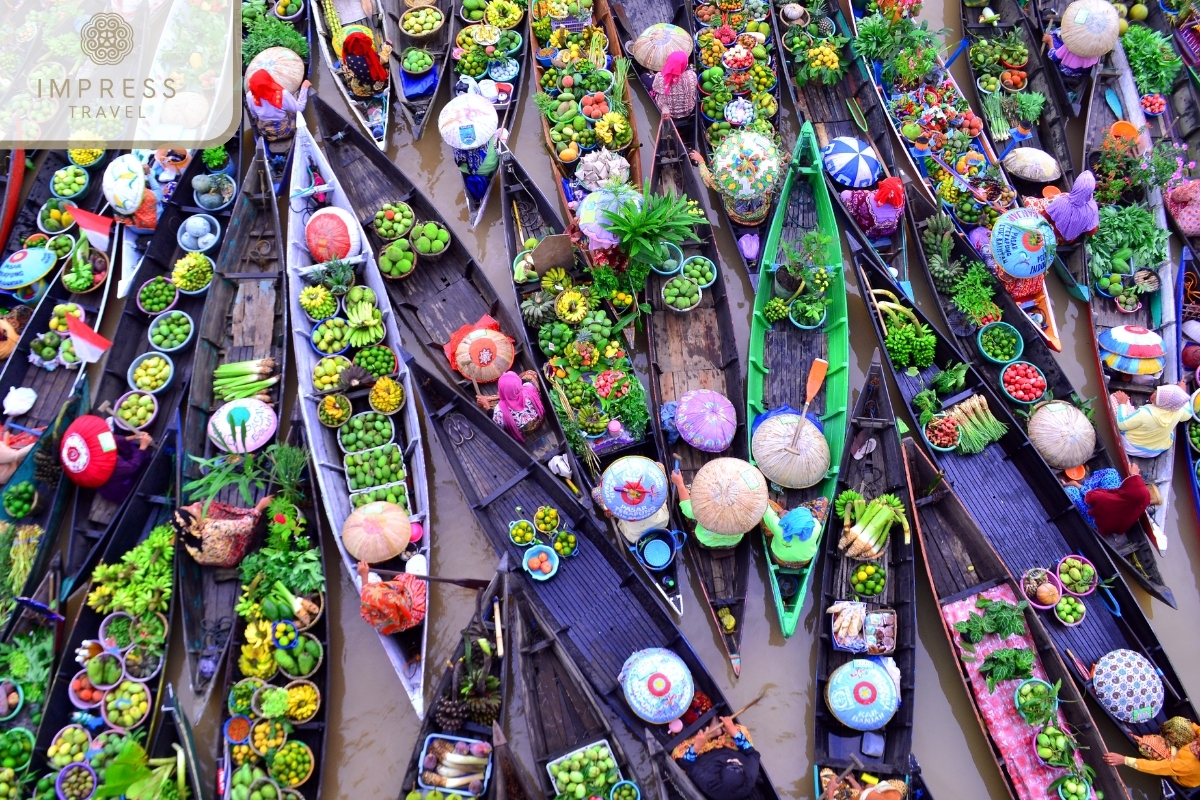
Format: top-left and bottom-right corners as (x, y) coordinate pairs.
(805, 359), (829, 403)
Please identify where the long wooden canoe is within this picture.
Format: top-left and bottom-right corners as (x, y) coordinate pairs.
(400, 563), (508, 799)
(606, 0), (692, 115)
(646, 114), (749, 671)
(381, 0), (450, 141)
(1177, 246), (1200, 542)
(407, 358), (784, 800)
(179, 139), (288, 709)
(746, 122), (849, 638)
(814, 353), (915, 774)
(854, 232), (1200, 793)
(498, 149), (684, 616)
(286, 113), (432, 717)
(313, 0), (390, 148)
(903, 438), (1128, 800)
(154, 685), (209, 800)
(900, 185), (1176, 607)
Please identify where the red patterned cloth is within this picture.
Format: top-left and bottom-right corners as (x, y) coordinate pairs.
(942, 585), (1085, 800)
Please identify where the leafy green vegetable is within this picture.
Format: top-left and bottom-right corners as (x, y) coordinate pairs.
(977, 646), (1035, 692)
(954, 597), (1028, 643)
(243, 15), (310, 66)
(951, 262), (999, 326)
(931, 362), (968, 395)
(1087, 204), (1171, 279)
(1122, 24), (1182, 95)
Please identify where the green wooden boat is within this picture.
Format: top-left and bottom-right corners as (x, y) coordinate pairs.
(746, 122), (849, 637)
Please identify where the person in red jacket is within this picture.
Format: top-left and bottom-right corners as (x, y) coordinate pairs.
(1061, 463), (1151, 536)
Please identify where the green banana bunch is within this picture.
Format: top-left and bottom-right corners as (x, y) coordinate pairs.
(346, 300), (384, 347)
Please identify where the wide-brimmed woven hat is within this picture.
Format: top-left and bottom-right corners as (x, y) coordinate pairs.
(1060, 0), (1120, 58)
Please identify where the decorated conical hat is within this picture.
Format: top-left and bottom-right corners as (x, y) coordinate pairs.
(245, 47), (305, 94)
(989, 207), (1056, 279)
(438, 93), (498, 150)
(676, 390), (737, 453)
(601, 456), (668, 521)
(1060, 0), (1119, 59)
(821, 137), (880, 188)
(618, 648), (694, 724)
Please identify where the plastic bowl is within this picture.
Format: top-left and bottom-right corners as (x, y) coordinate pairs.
(271, 619), (300, 650)
(1, 727), (32, 769)
(1053, 597), (1087, 627)
(111, 390), (158, 432)
(999, 361), (1047, 405)
(51, 167), (89, 200)
(1056, 555), (1097, 597)
(1013, 677), (1058, 719)
(922, 414), (959, 453)
(135, 276), (179, 315)
(175, 213), (221, 254)
(650, 242), (684, 275)
(55, 762), (97, 800)
(100, 678), (151, 731)
(522, 544), (559, 581)
(126, 351), (175, 396)
(1021, 568), (1063, 610)
(68, 669), (100, 710)
(611, 781), (641, 800)
(147, 310), (195, 353)
(310, 318), (351, 357)
(681, 255), (718, 289)
(976, 321), (1024, 365)
(223, 714), (252, 745)
(37, 199), (77, 235)
(0, 681), (21, 721)
(173, 254), (215, 295)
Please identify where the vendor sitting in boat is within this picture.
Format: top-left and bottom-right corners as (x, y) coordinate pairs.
(99, 430), (154, 506)
(491, 371), (544, 444)
(340, 29), (392, 98)
(650, 52), (697, 120)
(669, 461), (786, 549)
(1104, 716), (1200, 788)
(356, 560), (428, 636)
(1111, 383), (1192, 459)
(672, 715), (762, 800)
(245, 71), (311, 142)
(1061, 463), (1152, 536)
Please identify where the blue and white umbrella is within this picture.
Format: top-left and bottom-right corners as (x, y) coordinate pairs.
(821, 137), (881, 188)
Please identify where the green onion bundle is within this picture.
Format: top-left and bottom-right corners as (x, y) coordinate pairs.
(948, 394), (1008, 454)
(213, 358), (279, 402)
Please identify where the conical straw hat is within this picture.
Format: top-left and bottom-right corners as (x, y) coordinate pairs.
(689, 458), (769, 536)
(1027, 400), (1096, 471)
(1060, 0), (1119, 59)
(751, 413), (830, 489)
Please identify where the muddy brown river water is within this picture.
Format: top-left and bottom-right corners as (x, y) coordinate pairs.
(92, 0), (1200, 796)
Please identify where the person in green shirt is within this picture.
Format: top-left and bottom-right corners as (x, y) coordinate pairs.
(670, 467), (783, 548)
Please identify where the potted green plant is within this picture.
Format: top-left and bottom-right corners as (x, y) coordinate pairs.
(788, 289), (829, 329)
(201, 144), (234, 176)
(772, 230), (832, 300)
(601, 180), (702, 282)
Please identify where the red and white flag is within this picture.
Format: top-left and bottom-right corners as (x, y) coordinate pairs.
(70, 207), (114, 253)
(64, 314), (111, 364)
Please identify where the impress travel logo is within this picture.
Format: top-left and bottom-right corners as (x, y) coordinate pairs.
(0, 0), (240, 148)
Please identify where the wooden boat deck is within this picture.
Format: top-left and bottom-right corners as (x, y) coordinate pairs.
(408, 359), (783, 800)
(498, 150), (685, 615)
(855, 246), (1199, 766)
(814, 355), (915, 775)
(903, 439), (1128, 800)
(1178, 247), (1200, 541)
(747, 125), (850, 638)
(1077, 44), (1180, 549)
(646, 115), (749, 672)
(287, 114), (431, 717)
(401, 563), (508, 798)
(900, 187), (1175, 607)
(179, 141), (288, 708)
(154, 686), (209, 800)
(383, 0), (451, 141)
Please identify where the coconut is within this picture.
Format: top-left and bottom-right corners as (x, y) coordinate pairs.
(1027, 400), (1095, 471)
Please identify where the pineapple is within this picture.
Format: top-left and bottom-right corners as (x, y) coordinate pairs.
(555, 289), (588, 324)
(816, 14), (834, 36)
(434, 659), (469, 731)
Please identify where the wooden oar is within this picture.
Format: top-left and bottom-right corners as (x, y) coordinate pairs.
(698, 691), (769, 738)
(785, 358), (829, 450)
(372, 569), (492, 590)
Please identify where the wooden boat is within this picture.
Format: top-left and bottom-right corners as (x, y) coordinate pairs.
(286, 112), (432, 717)
(1176, 246), (1200, 533)
(1069, 42), (1180, 553)
(903, 438), (1128, 800)
(400, 563), (508, 799)
(380, 0), (451, 142)
(0, 553), (65, 748)
(178, 140), (288, 709)
(1028, 2), (1095, 117)
(901, 185), (1175, 607)
(606, 0), (691, 112)
(746, 122), (849, 638)
(814, 353), (915, 774)
(32, 416), (179, 770)
(770, 7), (912, 296)
(854, 235), (1200, 788)
(214, 425), (329, 800)
(499, 149), (683, 616)
(312, 0), (389, 148)
(526, 0), (644, 228)
(407, 358), (783, 800)
(66, 144), (243, 600)
(154, 685), (209, 800)
(246, 12), (314, 195)
(645, 115), (749, 671)
(511, 578), (641, 797)
(957, 0), (1076, 201)
(491, 723), (540, 800)
(312, 96), (572, 474)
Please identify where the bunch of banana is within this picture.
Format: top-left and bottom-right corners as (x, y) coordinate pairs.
(346, 301), (384, 347)
(239, 619), (276, 679)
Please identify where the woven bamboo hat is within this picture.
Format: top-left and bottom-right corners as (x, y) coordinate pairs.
(689, 458), (769, 536)
(1060, 0), (1120, 59)
(751, 412), (830, 489)
(1028, 401), (1096, 471)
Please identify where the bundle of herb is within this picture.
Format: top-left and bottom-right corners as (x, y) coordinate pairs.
(954, 596), (1028, 643)
(946, 394), (1008, 454)
(912, 386), (940, 426)
(977, 646), (1035, 692)
(182, 452), (268, 514)
(1001, 91), (1045, 126)
(243, 15), (310, 65)
(981, 91), (1008, 141)
(1088, 203), (1171, 277)
(267, 444), (308, 504)
(238, 499), (324, 604)
(951, 262), (1001, 326)
(931, 362), (968, 394)
(1121, 24), (1182, 96)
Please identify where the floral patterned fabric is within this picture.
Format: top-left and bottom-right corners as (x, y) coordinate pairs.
(1168, 180), (1200, 237)
(942, 584), (1085, 800)
(1092, 649), (1164, 723)
(360, 573), (428, 636)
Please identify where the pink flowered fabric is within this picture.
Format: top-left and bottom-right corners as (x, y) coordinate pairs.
(942, 585), (1087, 800)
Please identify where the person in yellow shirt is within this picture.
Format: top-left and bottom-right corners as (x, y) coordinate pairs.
(1103, 719), (1200, 788)
(1110, 383), (1192, 458)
